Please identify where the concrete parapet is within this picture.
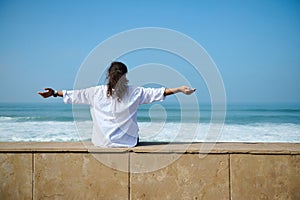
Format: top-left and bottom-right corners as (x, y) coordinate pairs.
(0, 142), (299, 199)
(0, 153), (32, 200)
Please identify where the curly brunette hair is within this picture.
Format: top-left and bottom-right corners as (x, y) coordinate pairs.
(106, 62), (128, 101)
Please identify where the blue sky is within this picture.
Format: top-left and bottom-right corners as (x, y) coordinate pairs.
(0, 0), (299, 103)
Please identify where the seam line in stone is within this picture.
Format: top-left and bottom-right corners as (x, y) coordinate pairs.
(32, 153), (34, 200)
(229, 154), (232, 200)
(128, 152), (131, 200)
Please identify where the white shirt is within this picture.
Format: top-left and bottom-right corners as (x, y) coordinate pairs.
(63, 85), (165, 147)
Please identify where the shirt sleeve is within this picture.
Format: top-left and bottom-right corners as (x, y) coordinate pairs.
(62, 86), (96, 105)
(138, 87), (166, 105)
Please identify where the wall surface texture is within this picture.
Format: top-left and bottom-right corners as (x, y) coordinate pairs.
(0, 142), (299, 200)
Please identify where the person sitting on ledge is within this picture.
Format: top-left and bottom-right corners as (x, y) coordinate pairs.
(38, 61), (196, 147)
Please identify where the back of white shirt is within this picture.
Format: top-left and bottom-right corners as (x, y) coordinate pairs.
(63, 85), (165, 147)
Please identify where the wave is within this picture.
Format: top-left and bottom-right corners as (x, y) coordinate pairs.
(0, 102), (299, 142)
(138, 122), (300, 143)
(0, 116), (74, 122)
(0, 120), (299, 142)
(0, 120), (92, 142)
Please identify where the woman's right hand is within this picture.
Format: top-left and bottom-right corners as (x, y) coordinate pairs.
(164, 85), (196, 96)
(38, 88), (54, 98)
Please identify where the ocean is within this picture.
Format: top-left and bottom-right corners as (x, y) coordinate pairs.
(0, 102), (299, 143)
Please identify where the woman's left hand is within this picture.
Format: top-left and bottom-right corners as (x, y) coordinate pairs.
(38, 88), (54, 98)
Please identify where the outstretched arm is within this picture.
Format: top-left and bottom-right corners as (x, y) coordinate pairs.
(38, 88), (63, 98)
(164, 85), (196, 96)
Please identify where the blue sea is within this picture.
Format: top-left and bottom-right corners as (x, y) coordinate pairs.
(0, 102), (299, 142)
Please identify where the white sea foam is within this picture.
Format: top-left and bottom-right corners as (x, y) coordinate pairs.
(1, 119), (299, 142)
(139, 122), (300, 143)
(0, 120), (91, 142)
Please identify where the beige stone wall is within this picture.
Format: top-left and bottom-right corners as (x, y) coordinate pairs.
(0, 153), (32, 200)
(231, 154), (300, 200)
(34, 153), (128, 200)
(131, 154), (229, 200)
(0, 142), (299, 200)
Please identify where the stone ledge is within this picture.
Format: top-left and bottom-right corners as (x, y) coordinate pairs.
(0, 142), (299, 154)
(1, 142), (299, 199)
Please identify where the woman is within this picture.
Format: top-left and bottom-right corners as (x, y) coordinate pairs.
(38, 62), (196, 147)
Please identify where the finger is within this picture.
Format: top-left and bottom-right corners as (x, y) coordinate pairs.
(187, 88), (196, 95)
(37, 93), (46, 98)
(188, 88), (196, 93)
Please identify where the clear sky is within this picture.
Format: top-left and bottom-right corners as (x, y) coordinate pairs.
(0, 0), (299, 103)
